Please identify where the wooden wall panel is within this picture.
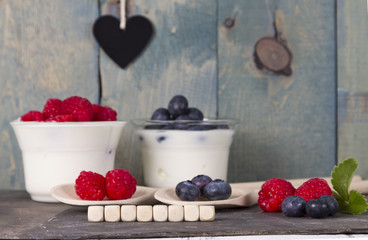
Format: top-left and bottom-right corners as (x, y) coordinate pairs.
(99, 0), (218, 184)
(0, 0), (99, 189)
(218, 0), (336, 182)
(337, 0), (368, 178)
(0, 0), (367, 190)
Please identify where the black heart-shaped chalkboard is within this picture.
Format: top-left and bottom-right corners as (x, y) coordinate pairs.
(93, 15), (154, 69)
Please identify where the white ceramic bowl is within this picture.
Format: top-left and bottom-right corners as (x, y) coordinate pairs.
(10, 120), (126, 202)
(132, 119), (236, 188)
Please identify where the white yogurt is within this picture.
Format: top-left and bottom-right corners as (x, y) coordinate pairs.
(11, 120), (126, 202)
(136, 128), (235, 188)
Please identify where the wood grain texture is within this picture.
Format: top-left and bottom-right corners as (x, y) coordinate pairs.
(0, 0), (367, 190)
(1, 190), (368, 238)
(337, 0), (368, 178)
(218, 0), (336, 182)
(99, 0), (218, 184)
(0, 0), (99, 189)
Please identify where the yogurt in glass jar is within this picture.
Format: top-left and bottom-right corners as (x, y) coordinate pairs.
(132, 119), (236, 188)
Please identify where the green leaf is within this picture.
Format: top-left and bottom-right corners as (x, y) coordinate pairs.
(338, 190), (368, 215)
(331, 158), (358, 200)
(331, 158), (367, 215)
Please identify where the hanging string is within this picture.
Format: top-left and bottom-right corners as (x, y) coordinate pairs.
(120, 0), (126, 29)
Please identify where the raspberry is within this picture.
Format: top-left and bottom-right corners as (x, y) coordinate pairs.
(21, 111), (45, 121)
(105, 169), (137, 200)
(74, 171), (106, 200)
(258, 178), (296, 212)
(61, 96), (93, 122)
(42, 98), (62, 119)
(92, 104), (117, 121)
(295, 178), (333, 202)
(45, 115), (74, 122)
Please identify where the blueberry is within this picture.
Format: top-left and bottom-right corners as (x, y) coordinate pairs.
(168, 95), (188, 118)
(187, 107), (204, 120)
(216, 124), (230, 129)
(156, 136), (166, 143)
(186, 125), (206, 131)
(175, 114), (191, 121)
(203, 179), (232, 201)
(175, 180), (201, 201)
(161, 124), (175, 130)
(306, 198), (330, 218)
(281, 196), (306, 217)
(191, 175), (212, 193)
(151, 108), (171, 120)
(173, 120), (192, 130)
(319, 195), (339, 216)
(144, 125), (163, 130)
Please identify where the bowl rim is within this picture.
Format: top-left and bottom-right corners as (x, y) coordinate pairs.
(131, 118), (238, 127)
(10, 119), (126, 128)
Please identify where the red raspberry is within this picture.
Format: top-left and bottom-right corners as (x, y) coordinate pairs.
(61, 96), (93, 122)
(75, 171), (106, 200)
(92, 104), (117, 121)
(258, 178), (296, 212)
(295, 178), (333, 202)
(42, 98), (62, 119)
(105, 169), (137, 200)
(21, 111), (45, 121)
(45, 115), (74, 122)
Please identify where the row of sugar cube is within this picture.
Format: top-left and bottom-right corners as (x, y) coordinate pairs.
(88, 205), (215, 222)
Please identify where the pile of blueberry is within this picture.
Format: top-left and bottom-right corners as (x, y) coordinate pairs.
(148, 95), (228, 131)
(175, 175), (232, 201)
(281, 195), (339, 218)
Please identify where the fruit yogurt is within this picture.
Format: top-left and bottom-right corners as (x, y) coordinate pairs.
(134, 120), (236, 188)
(11, 120), (126, 202)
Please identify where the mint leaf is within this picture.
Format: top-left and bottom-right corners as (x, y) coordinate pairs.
(335, 190), (368, 215)
(331, 158), (358, 200)
(331, 158), (367, 215)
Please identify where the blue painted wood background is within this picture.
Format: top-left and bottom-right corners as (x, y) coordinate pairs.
(0, 0), (367, 189)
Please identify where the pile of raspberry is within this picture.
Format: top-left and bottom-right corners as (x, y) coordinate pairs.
(75, 169), (137, 201)
(20, 96), (117, 122)
(258, 178), (333, 213)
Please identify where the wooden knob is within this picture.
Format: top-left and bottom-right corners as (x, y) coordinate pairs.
(254, 37), (292, 75)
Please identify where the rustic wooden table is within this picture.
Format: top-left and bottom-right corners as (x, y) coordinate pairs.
(1, 190), (368, 239)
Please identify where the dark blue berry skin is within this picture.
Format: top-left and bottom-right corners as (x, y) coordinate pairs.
(162, 124), (175, 130)
(203, 179), (232, 200)
(144, 125), (163, 130)
(175, 180), (201, 201)
(191, 175), (212, 193)
(306, 198), (330, 218)
(186, 125), (206, 131)
(168, 95), (188, 118)
(281, 196), (306, 217)
(156, 136), (166, 143)
(216, 124), (230, 129)
(175, 114), (191, 121)
(187, 108), (204, 120)
(151, 108), (171, 120)
(320, 195), (339, 216)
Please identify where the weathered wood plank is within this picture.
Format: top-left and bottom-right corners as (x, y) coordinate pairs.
(1, 190), (368, 239)
(218, 0), (336, 182)
(99, 0), (218, 184)
(0, 0), (99, 189)
(1, 0), (367, 191)
(337, 0), (368, 178)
